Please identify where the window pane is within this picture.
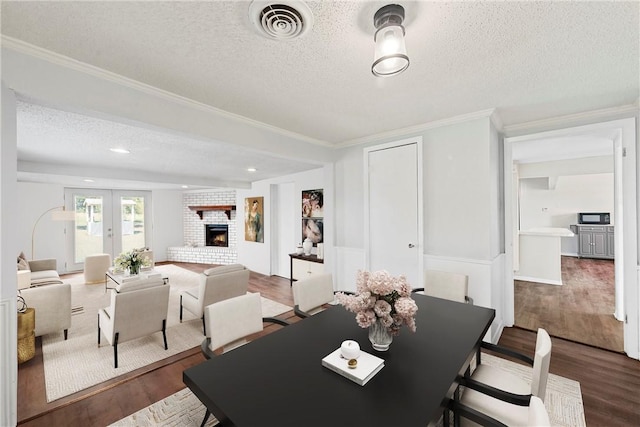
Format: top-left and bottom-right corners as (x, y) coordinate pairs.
(121, 196), (145, 253)
(75, 195), (103, 263)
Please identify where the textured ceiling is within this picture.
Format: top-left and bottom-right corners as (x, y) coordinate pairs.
(1, 1), (639, 189)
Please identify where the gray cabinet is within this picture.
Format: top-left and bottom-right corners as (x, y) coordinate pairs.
(576, 225), (614, 259)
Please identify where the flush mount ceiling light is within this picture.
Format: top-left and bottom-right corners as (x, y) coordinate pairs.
(247, 167), (257, 172)
(372, 4), (410, 77)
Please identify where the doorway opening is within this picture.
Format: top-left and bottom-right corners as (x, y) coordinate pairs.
(504, 118), (637, 358)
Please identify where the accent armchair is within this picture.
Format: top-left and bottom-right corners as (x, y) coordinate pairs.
(98, 277), (169, 368)
(179, 264), (250, 335)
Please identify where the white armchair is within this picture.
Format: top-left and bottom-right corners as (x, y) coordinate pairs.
(98, 277), (169, 368)
(20, 283), (72, 340)
(179, 264), (250, 335)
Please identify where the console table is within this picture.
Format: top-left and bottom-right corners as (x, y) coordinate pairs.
(289, 253), (324, 286)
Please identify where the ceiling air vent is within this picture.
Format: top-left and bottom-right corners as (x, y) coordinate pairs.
(249, 1), (313, 40)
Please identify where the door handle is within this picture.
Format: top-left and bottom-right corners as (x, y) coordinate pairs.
(408, 243), (415, 248)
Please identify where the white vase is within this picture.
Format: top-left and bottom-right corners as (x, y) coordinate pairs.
(302, 238), (313, 256)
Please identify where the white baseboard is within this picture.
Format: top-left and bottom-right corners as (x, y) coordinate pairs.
(514, 275), (563, 286)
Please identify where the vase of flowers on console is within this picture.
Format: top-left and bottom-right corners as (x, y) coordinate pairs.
(335, 270), (418, 351)
(114, 248), (152, 276)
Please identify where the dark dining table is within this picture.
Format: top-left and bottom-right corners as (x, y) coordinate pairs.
(183, 294), (495, 427)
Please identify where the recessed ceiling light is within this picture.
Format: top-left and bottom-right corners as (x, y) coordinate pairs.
(247, 167), (257, 172)
(181, 185), (189, 189)
(83, 179), (95, 183)
(110, 147), (130, 154)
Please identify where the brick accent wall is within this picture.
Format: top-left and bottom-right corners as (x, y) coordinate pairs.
(167, 190), (238, 265)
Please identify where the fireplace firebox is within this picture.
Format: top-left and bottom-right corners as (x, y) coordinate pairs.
(205, 224), (229, 247)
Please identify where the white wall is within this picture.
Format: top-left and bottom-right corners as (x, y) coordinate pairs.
(237, 167), (327, 276)
(333, 114), (505, 338)
(14, 184), (184, 271)
(1, 82), (19, 427)
(520, 172), (614, 255)
(151, 190), (184, 262)
(16, 182), (67, 267)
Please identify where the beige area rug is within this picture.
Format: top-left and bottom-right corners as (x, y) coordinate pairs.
(43, 264), (292, 402)
(111, 353), (585, 427)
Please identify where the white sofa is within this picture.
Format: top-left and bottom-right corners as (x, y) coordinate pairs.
(20, 283), (72, 340)
(19, 258), (63, 287)
(17, 257), (71, 340)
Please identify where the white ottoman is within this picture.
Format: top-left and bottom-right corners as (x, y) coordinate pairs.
(84, 253), (112, 284)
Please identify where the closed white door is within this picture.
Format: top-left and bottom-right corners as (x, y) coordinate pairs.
(271, 182), (295, 278)
(365, 138), (423, 288)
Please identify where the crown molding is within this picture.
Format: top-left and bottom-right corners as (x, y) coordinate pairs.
(502, 103), (639, 136)
(338, 108), (499, 148)
(1, 35), (332, 148)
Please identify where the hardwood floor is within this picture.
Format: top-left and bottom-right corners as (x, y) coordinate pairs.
(515, 256), (623, 352)
(17, 262), (640, 426)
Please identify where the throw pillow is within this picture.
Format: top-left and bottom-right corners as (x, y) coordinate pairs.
(17, 258), (29, 271)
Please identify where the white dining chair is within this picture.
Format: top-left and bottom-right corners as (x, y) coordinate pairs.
(292, 273), (336, 318)
(198, 293), (289, 426)
(459, 328), (552, 426)
(449, 395), (550, 427)
(412, 269), (473, 304)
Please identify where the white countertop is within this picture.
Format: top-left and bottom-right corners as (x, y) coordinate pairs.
(519, 227), (575, 237)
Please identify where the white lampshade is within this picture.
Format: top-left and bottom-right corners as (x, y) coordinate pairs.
(371, 4), (409, 77)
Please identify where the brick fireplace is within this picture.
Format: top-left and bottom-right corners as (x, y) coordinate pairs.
(167, 190), (237, 264)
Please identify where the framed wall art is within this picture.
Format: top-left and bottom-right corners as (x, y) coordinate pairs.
(244, 197), (264, 243)
(301, 189), (323, 246)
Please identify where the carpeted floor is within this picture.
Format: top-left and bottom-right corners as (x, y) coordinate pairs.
(42, 265), (291, 402)
(111, 353), (586, 427)
(515, 255), (623, 352)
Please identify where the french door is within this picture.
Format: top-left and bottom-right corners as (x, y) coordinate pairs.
(64, 188), (152, 272)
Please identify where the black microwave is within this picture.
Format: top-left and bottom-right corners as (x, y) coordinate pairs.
(578, 212), (610, 225)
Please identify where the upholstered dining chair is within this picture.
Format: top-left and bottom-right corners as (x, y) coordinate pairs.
(411, 269), (473, 304)
(98, 277), (169, 368)
(198, 293), (290, 427)
(458, 328), (552, 426)
(179, 264), (250, 335)
(447, 395), (550, 427)
(292, 273), (353, 318)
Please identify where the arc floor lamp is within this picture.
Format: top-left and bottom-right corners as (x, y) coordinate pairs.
(31, 205), (75, 259)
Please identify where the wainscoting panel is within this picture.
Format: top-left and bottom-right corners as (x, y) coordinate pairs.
(0, 297), (17, 427)
(333, 247), (365, 292)
(423, 254), (506, 343)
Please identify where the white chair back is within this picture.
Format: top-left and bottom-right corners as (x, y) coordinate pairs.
(198, 266), (250, 314)
(424, 269), (468, 303)
(531, 328), (552, 400)
(205, 293), (264, 352)
(110, 281), (169, 343)
(528, 396), (551, 426)
(293, 273), (334, 314)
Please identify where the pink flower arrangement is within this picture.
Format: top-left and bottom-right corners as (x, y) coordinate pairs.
(336, 270), (418, 335)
